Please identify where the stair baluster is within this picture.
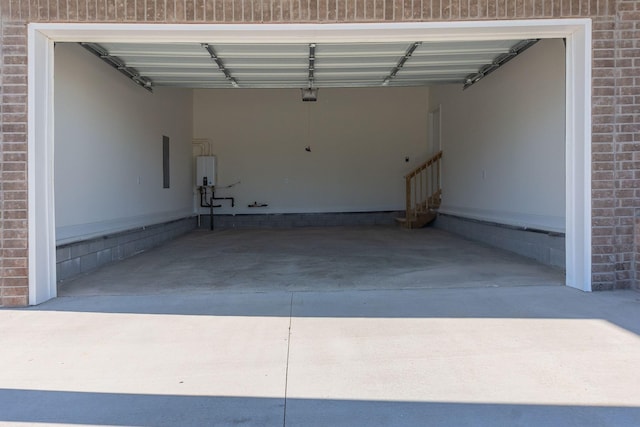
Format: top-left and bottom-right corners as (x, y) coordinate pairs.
(398, 151), (442, 229)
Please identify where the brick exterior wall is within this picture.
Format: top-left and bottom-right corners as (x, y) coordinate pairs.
(1, 19), (29, 307)
(0, 0), (637, 305)
(592, 1), (640, 290)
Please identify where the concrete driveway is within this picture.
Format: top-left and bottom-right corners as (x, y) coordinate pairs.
(1, 285), (639, 426)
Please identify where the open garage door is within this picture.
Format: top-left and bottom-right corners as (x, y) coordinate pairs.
(28, 21), (592, 304)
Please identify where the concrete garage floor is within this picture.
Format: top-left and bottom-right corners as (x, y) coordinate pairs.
(4, 227), (639, 426)
(58, 227), (564, 296)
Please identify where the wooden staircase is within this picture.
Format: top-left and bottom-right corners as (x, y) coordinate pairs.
(396, 151), (442, 229)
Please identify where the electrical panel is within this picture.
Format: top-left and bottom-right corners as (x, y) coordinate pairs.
(196, 156), (216, 187)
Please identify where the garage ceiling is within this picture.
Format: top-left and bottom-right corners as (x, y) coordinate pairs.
(81, 39), (535, 90)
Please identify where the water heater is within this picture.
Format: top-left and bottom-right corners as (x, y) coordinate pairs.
(196, 156), (216, 187)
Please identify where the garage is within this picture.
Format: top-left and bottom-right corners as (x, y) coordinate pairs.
(27, 21), (591, 303)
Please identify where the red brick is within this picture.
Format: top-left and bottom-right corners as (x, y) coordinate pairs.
(2, 163), (26, 173)
(593, 243), (616, 254)
(1, 295), (29, 307)
(592, 261), (615, 271)
(373, 0), (382, 19)
(383, 0), (392, 19)
(204, 0), (213, 20)
(3, 210), (28, 220)
(272, 0), (281, 20)
(594, 217), (617, 226)
(2, 249), (28, 259)
(214, 0), (224, 20)
(3, 220), (28, 230)
(1, 286), (29, 297)
(229, 0), (242, 21)
(107, 0), (119, 20)
(451, 0), (461, 18)
(591, 254), (615, 264)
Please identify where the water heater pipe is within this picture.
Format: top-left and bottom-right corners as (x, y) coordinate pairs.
(199, 186), (235, 230)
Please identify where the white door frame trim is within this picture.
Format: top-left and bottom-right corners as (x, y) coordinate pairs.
(27, 19), (592, 304)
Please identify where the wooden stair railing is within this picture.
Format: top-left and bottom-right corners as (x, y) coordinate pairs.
(397, 151), (442, 229)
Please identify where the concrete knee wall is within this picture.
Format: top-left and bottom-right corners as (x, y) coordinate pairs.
(56, 217), (197, 282)
(434, 214), (565, 269)
(198, 211), (404, 229)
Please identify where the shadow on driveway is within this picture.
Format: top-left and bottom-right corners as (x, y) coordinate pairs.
(0, 388), (639, 427)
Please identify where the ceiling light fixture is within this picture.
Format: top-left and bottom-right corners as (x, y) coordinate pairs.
(202, 43), (239, 88)
(463, 39), (540, 90)
(79, 42), (153, 92)
(382, 42), (422, 87)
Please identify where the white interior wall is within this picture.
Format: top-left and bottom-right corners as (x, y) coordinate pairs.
(54, 43), (194, 244)
(193, 87), (429, 214)
(429, 38), (566, 232)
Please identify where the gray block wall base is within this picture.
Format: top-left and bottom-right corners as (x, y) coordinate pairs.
(199, 211), (404, 229)
(56, 216), (197, 282)
(434, 214), (566, 269)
